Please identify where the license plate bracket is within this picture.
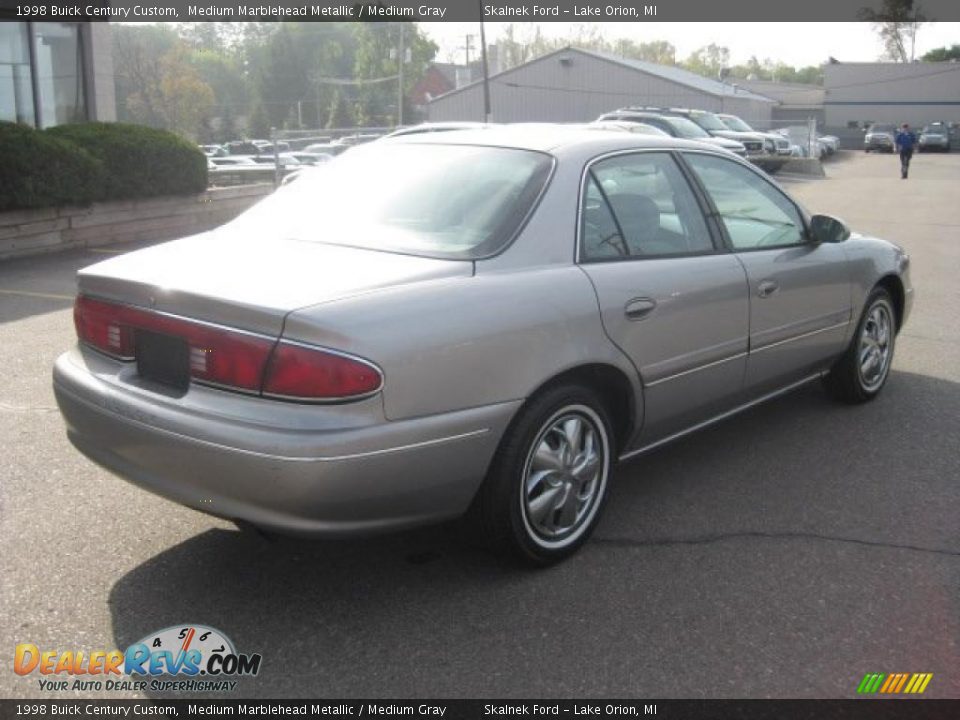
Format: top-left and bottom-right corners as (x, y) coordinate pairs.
(136, 329), (190, 391)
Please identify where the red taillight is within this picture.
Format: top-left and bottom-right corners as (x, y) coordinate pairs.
(73, 295), (382, 401)
(263, 342), (383, 401)
(74, 295), (274, 392)
(74, 295), (135, 358)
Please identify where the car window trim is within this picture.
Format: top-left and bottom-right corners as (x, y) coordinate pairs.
(676, 149), (814, 254)
(575, 148), (726, 265)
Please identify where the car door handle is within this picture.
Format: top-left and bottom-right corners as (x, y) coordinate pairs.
(757, 280), (779, 298)
(625, 297), (657, 320)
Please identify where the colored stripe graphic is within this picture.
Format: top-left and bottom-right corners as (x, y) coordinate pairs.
(857, 672), (933, 694)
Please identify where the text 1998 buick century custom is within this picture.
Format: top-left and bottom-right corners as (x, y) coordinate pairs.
(54, 127), (913, 564)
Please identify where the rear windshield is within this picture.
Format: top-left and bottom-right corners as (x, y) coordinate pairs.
(870, 125), (895, 133)
(228, 144), (553, 260)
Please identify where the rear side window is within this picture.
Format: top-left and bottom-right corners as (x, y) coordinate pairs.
(581, 152), (714, 261)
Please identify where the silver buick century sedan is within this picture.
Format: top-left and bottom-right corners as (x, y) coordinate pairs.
(54, 127), (913, 564)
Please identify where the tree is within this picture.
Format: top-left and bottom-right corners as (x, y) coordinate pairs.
(112, 24), (178, 126)
(352, 23), (437, 126)
(857, 0), (927, 62)
(613, 39), (677, 65)
(157, 50), (215, 140)
(922, 44), (960, 61)
(682, 44), (731, 79)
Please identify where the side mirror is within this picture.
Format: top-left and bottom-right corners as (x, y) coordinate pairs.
(809, 214), (851, 244)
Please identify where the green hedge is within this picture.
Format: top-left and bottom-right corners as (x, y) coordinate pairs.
(47, 123), (207, 201)
(0, 122), (207, 212)
(0, 122), (103, 212)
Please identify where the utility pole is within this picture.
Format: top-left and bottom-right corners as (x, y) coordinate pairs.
(462, 34), (474, 67)
(478, 6), (491, 122)
(397, 22), (405, 127)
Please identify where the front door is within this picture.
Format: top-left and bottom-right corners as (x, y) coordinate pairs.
(682, 152), (852, 393)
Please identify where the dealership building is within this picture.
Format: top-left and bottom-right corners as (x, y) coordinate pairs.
(0, 17), (115, 128)
(427, 46), (777, 126)
(823, 61), (960, 129)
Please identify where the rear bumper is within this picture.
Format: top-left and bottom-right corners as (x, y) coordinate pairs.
(53, 349), (518, 536)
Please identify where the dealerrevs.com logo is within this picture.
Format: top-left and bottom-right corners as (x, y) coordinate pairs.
(14, 624), (262, 693)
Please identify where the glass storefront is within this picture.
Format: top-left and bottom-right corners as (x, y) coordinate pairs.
(0, 22), (36, 125)
(0, 21), (87, 128)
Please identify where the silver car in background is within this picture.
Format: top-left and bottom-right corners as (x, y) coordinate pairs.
(54, 127), (912, 565)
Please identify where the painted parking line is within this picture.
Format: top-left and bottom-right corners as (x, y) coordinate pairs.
(0, 288), (74, 301)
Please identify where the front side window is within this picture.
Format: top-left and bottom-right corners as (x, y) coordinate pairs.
(581, 152), (714, 261)
(684, 153), (806, 250)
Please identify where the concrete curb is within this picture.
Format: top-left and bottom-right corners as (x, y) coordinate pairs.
(778, 158), (826, 177)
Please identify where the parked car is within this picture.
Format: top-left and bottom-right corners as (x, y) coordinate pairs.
(864, 124), (896, 153)
(250, 153), (302, 168)
(656, 108), (772, 155)
(290, 152), (334, 166)
(586, 120), (670, 136)
(303, 142), (350, 156)
(597, 110), (747, 157)
(54, 127), (912, 565)
(223, 141), (261, 156)
(209, 156), (259, 166)
(332, 133), (382, 147)
(384, 122), (491, 138)
(918, 123), (950, 152)
(200, 144), (227, 158)
(818, 135), (840, 155)
(717, 113), (792, 156)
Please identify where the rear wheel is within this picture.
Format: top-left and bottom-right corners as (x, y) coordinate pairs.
(469, 385), (614, 565)
(823, 288), (896, 403)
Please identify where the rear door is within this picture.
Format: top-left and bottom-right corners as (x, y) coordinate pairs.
(682, 152), (852, 394)
(578, 151), (750, 446)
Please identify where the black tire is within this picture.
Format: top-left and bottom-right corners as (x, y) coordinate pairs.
(823, 288), (897, 403)
(467, 384), (614, 566)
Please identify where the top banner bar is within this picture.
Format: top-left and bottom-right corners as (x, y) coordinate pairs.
(3, 0), (960, 22)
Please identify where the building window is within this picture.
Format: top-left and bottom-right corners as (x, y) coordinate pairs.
(0, 21), (87, 128)
(0, 22), (36, 126)
(32, 23), (87, 127)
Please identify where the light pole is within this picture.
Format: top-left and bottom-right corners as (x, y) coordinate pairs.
(397, 22), (405, 127)
(478, 2), (491, 122)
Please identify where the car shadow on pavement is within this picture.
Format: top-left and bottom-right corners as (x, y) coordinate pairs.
(107, 370), (960, 698)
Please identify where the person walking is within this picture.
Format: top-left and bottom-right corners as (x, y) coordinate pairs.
(895, 123), (917, 179)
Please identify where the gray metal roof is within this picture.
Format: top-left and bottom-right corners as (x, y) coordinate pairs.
(428, 46), (777, 106)
(575, 48), (776, 103)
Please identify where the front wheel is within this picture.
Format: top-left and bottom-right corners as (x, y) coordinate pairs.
(469, 385), (614, 565)
(823, 288), (897, 403)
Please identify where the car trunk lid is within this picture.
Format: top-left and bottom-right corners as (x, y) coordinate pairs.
(77, 231), (473, 337)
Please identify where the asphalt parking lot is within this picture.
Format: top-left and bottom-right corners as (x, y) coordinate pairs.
(1, 151), (957, 700)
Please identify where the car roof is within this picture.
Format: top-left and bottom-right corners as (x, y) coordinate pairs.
(382, 123), (722, 156)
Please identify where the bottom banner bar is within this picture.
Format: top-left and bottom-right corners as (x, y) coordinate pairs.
(2, 700), (959, 720)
